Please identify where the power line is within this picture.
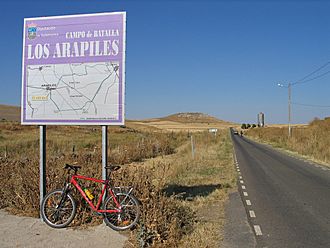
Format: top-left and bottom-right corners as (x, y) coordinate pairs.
(292, 102), (330, 108)
(293, 61), (330, 85)
(293, 69), (330, 85)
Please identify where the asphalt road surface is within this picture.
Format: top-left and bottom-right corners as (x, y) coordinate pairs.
(231, 132), (330, 248)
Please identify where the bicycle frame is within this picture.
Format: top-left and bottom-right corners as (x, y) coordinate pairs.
(70, 174), (121, 214)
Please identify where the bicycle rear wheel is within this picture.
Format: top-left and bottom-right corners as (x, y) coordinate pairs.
(41, 189), (76, 228)
(103, 193), (140, 231)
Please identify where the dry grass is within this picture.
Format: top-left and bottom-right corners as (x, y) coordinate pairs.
(0, 122), (185, 215)
(133, 120), (233, 133)
(126, 130), (236, 247)
(0, 121), (235, 247)
(246, 117), (330, 165)
(0, 104), (20, 122)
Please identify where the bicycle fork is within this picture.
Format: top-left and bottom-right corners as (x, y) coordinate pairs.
(57, 183), (71, 209)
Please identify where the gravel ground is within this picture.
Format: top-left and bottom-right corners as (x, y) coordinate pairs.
(0, 210), (127, 248)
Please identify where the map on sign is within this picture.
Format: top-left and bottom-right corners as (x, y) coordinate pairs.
(26, 62), (119, 120)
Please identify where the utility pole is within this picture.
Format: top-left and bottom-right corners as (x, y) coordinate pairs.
(278, 83), (292, 138)
(288, 83), (292, 137)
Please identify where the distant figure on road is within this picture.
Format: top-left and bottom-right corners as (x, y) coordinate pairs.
(240, 130), (243, 137)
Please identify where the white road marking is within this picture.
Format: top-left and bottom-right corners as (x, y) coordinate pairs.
(240, 180), (244, 184)
(242, 185), (246, 189)
(239, 176), (242, 179)
(254, 225), (262, 236)
(243, 191), (248, 196)
(237, 169), (240, 172)
(246, 200), (251, 205)
(249, 210), (256, 218)
(322, 167), (327, 171)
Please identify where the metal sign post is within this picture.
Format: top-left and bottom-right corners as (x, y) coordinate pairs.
(102, 126), (108, 202)
(39, 125), (46, 216)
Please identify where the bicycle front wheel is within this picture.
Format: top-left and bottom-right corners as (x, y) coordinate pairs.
(41, 189), (76, 228)
(103, 193), (140, 231)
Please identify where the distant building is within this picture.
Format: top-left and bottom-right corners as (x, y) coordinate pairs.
(258, 112), (265, 127)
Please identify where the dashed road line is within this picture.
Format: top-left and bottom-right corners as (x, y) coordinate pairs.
(232, 141), (264, 239)
(249, 210), (256, 218)
(254, 225), (263, 236)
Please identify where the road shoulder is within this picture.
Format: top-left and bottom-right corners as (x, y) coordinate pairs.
(0, 210), (127, 248)
(221, 191), (256, 248)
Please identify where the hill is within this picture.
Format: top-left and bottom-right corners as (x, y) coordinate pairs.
(0, 104), (20, 122)
(135, 112), (235, 132)
(157, 112), (230, 123)
(0, 106), (235, 132)
(144, 112), (233, 124)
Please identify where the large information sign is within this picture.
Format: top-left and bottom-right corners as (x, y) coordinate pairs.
(21, 12), (126, 125)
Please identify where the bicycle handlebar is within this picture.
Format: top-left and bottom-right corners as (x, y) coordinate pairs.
(64, 164), (81, 171)
(64, 164), (120, 172)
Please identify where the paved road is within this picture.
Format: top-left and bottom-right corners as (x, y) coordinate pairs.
(231, 132), (330, 248)
(0, 210), (127, 248)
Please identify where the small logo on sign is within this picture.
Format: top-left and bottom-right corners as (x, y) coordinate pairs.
(27, 23), (37, 40)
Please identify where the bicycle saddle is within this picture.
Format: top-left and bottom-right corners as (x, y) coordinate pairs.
(105, 165), (121, 171)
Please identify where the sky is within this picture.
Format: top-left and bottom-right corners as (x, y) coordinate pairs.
(1, 0), (330, 124)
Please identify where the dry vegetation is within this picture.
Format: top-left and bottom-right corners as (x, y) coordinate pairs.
(0, 120), (235, 247)
(246, 117), (330, 165)
(0, 104), (20, 122)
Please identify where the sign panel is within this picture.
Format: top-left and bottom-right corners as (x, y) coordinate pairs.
(21, 12), (126, 125)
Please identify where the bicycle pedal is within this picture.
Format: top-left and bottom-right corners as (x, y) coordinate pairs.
(92, 212), (104, 217)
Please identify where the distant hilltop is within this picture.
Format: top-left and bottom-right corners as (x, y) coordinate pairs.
(145, 112), (234, 125)
(0, 105), (235, 127)
(0, 104), (20, 122)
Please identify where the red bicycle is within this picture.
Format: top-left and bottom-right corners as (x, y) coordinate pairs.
(41, 164), (140, 231)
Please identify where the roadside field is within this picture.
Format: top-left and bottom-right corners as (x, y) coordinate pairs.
(0, 121), (235, 247)
(132, 120), (233, 132)
(245, 118), (330, 165)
